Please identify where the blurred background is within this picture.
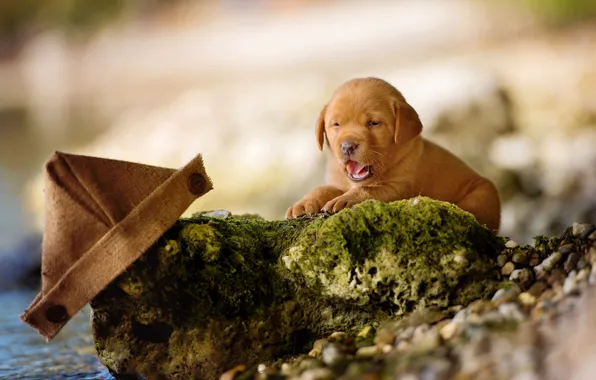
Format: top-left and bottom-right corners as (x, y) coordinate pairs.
(1, 0), (596, 290)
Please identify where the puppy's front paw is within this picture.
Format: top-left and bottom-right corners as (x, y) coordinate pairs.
(322, 194), (361, 214)
(286, 198), (325, 219)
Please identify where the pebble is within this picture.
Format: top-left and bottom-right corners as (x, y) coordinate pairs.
(518, 292), (536, 306)
(308, 339), (327, 357)
(558, 244), (574, 255)
(382, 344), (393, 353)
(397, 326), (416, 341)
(355, 345), (379, 357)
(579, 225), (596, 240)
(589, 269), (596, 286)
(563, 275), (580, 296)
(300, 368), (334, 380)
(412, 324), (430, 343)
(492, 284), (521, 303)
(534, 251), (563, 279)
(321, 342), (344, 366)
(453, 308), (469, 323)
(576, 268), (590, 283)
(412, 327), (441, 352)
(497, 254), (508, 267)
(510, 269), (533, 290)
(498, 303), (526, 323)
(512, 252), (529, 265)
(563, 252), (579, 273)
(572, 222), (591, 237)
(501, 262), (516, 276)
(528, 253), (541, 267)
(526, 282), (547, 297)
(505, 240), (519, 249)
(439, 321), (461, 340)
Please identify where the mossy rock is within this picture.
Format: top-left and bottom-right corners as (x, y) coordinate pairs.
(90, 197), (504, 380)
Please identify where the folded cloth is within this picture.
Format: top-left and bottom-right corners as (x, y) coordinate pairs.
(20, 152), (212, 340)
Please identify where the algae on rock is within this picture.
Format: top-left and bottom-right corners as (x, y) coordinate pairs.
(90, 197), (504, 380)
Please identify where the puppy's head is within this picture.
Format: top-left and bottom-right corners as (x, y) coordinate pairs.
(316, 77), (422, 183)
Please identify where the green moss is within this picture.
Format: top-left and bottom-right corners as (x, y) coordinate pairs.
(91, 197), (503, 380)
(283, 198), (502, 315)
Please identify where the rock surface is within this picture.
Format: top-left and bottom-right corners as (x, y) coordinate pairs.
(90, 197), (502, 379)
(218, 223), (596, 380)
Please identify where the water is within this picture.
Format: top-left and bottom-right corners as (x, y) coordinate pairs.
(0, 290), (112, 380)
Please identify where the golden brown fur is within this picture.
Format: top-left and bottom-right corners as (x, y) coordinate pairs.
(286, 77), (501, 232)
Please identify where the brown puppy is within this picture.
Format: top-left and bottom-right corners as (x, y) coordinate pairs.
(286, 77), (501, 232)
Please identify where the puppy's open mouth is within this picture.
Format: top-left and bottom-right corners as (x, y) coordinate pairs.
(346, 160), (373, 181)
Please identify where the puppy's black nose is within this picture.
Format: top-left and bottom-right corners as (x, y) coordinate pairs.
(341, 142), (358, 156)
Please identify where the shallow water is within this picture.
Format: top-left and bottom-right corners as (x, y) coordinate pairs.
(0, 290), (113, 380)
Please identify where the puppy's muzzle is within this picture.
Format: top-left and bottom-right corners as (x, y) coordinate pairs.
(340, 141), (358, 157)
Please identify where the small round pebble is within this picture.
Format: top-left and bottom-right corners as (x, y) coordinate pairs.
(501, 262), (516, 276)
(439, 321), (461, 340)
(518, 292), (536, 306)
(300, 368), (334, 380)
(505, 240), (519, 249)
(355, 345), (379, 357)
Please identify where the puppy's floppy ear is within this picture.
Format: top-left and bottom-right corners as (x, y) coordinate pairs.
(316, 104), (327, 151)
(394, 100), (422, 145)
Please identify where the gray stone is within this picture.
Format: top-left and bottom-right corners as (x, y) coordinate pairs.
(564, 252), (580, 273)
(558, 244), (574, 255)
(498, 302), (526, 323)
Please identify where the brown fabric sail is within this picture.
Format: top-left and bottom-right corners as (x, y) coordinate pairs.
(20, 152), (213, 340)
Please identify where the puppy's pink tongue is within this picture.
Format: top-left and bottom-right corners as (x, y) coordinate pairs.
(347, 160), (366, 176)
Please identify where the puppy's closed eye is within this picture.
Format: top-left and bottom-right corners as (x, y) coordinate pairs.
(367, 120), (381, 127)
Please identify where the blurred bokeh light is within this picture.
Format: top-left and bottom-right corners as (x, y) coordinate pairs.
(1, 0), (596, 287)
